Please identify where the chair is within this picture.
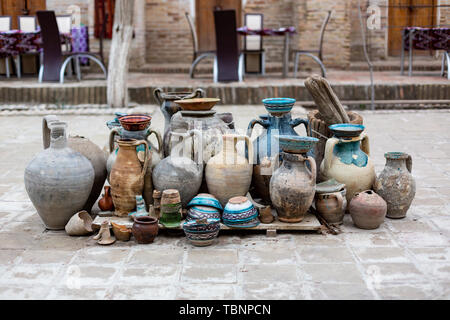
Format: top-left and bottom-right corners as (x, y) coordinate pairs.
(441, 51), (449, 80)
(36, 10), (107, 83)
(56, 15), (72, 34)
(213, 9), (244, 82)
(186, 12), (215, 78)
(18, 16), (37, 32)
(243, 13), (265, 75)
(292, 10), (332, 78)
(0, 16), (13, 78)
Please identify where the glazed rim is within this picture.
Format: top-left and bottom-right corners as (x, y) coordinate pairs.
(262, 97), (296, 106)
(385, 152), (408, 159)
(328, 123), (365, 131)
(118, 114), (152, 124)
(276, 135), (319, 143)
(174, 98), (220, 104)
(134, 216), (158, 224)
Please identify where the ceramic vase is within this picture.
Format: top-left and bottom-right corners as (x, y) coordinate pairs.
(132, 216), (159, 244)
(43, 115), (106, 213)
(152, 130), (203, 207)
(374, 152), (416, 219)
(206, 134), (253, 207)
(315, 192), (345, 225)
(349, 190), (387, 229)
(25, 121), (95, 230)
(160, 189), (182, 228)
(98, 186), (114, 211)
(110, 139), (149, 217)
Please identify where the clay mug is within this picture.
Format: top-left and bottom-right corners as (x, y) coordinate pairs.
(315, 192), (344, 225)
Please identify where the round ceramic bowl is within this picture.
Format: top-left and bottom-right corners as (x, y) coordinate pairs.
(187, 193), (223, 211)
(174, 98), (220, 111)
(187, 205), (221, 221)
(276, 135), (319, 154)
(183, 218), (220, 246)
(222, 196), (259, 228)
(262, 97), (296, 115)
(329, 123), (365, 138)
(118, 114), (152, 131)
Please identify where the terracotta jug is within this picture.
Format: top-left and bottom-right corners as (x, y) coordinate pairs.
(320, 132), (375, 203)
(270, 153), (316, 223)
(374, 152), (416, 219)
(98, 186), (114, 212)
(25, 121), (95, 229)
(110, 139), (149, 217)
(205, 134), (253, 207)
(152, 130), (203, 207)
(43, 115), (107, 213)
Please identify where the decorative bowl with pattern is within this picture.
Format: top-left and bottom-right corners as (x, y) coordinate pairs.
(222, 196), (259, 228)
(183, 218), (220, 246)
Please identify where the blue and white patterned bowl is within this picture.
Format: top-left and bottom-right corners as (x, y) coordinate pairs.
(276, 135), (319, 154)
(222, 196), (259, 228)
(187, 205), (221, 221)
(262, 98), (296, 115)
(187, 193), (223, 210)
(183, 218), (220, 246)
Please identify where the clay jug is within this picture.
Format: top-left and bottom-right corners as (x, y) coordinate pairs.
(374, 152), (416, 219)
(110, 139), (149, 217)
(349, 190), (387, 229)
(205, 134), (253, 207)
(25, 121), (95, 229)
(270, 153), (316, 223)
(320, 132), (375, 203)
(315, 192), (345, 225)
(98, 186), (114, 212)
(152, 130), (203, 207)
(43, 115), (107, 213)
(153, 88), (205, 157)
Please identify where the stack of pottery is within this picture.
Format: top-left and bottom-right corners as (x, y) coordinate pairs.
(183, 218), (221, 247)
(110, 139), (149, 217)
(42, 116), (106, 213)
(106, 113), (163, 209)
(206, 134), (253, 206)
(315, 179), (347, 225)
(152, 130), (203, 207)
(186, 194), (223, 221)
(270, 136), (318, 223)
(349, 190), (387, 229)
(247, 98), (309, 204)
(25, 121), (95, 229)
(374, 152), (416, 219)
(153, 88), (205, 157)
(159, 189), (183, 228)
(222, 196), (259, 228)
(320, 124), (375, 203)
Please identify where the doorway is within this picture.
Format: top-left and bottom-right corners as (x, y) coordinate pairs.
(0, 0), (46, 29)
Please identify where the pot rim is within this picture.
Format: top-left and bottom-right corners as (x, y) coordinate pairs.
(384, 151), (409, 160)
(133, 216), (158, 224)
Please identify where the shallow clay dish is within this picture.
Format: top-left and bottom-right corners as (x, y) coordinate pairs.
(118, 114), (152, 131)
(174, 98), (220, 111)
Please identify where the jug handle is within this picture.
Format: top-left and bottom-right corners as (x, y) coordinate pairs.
(331, 192), (344, 210)
(323, 137), (339, 172)
(360, 132), (370, 156)
(132, 140), (149, 180)
(233, 135), (254, 166)
(305, 156), (317, 182)
(185, 88), (205, 99)
(109, 128), (120, 154)
(406, 154), (413, 173)
(168, 130), (201, 163)
(246, 118), (269, 138)
(147, 129), (163, 157)
(42, 115), (59, 149)
(153, 87), (163, 106)
(290, 118), (310, 136)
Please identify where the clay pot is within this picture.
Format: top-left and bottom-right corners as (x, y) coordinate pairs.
(110, 139), (149, 217)
(160, 189), (183, 228)
(152, 130), (203, 207)
(98, 186), (114, 211)
(65, 211), (94, 236)
(222, 196), (260, 228)
(258, 206), (274, 224)
(315, 192), (345, 225)
(111, 222), (132, 241)
(186, 193), (223, 221)
(183, 218), (220, 247)
(132, 216), (159, 244)
(25, 121), (95, 230)
(374, 152), (416, 219)
(43, 115), (107, 213)
(206, 134), (253, 206)
(270, 153), (316, 223)
(349, 190), (387, 229)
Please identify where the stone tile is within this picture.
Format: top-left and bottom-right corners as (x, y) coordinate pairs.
(386, 218), (437, 233)
(296, 246), (354, 264)
(393, 232), (449, 247)
(176, 284), (237, 300)
(408, 247), (450, 263)
(60, 265), (118, 287)
(182, 265), (236, 284)
(129, 248), (185, 265)
(314, 283), (375, 300)
(374, 284), (435, 300)
(429, 216), (450, 234)
(344, 232), (396, 247)
(360, 263), (427, 284)
(1, 220), (46, 234)
(0, 232), (39, 249)
(292, 233), (345, 247)
(46, 287), (107, 300)
(299, 264), (365, 284)
(18, 249), (75, 265)
(416, 263), (450, 281)
(241, 282), (305, 300)
(0, 285), (51, 299)
(0, 265), (63, 286)
(109, 285), (177, 300)
(119, 265), (181, 285)
(32, 233), (87, 251)
(239, 246), (296, 265)
(72, 247), (129, 265)
(0, 249), (23, 265)
(186, 249), (237, 265)
(240, 264), (299, 284)
(352, 247), (411, 263)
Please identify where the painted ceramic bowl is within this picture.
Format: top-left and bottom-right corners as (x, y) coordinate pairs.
(187, 206), (221, 221)
(174, 98), (220, 111)
(329, 124), (365, 138)
(276, 135), (319, 154)
(118, 114), (152, 131)
(187, 193), (223, 210)
(262, 97), (296, 115)
(222, 196), (260, 228)
(183, 218), (220, 246)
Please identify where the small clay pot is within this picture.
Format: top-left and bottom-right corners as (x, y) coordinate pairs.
(98, 186), (114, 211)
(258, 206), (274, 224)
(349, 190), (387, 229)
(111, 222), (131, 241)
(315, 192), (345, 225)
(132, 216), (159, 244)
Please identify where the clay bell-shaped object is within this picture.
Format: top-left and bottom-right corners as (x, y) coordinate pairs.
(349, 190), (387, 229)
(93, 221), (116, 245)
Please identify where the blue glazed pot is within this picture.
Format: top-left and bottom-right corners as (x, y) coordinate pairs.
(183, 218), (220, 246)
(222, 196), (259, 228)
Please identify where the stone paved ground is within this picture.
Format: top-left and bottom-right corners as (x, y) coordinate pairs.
(0, 106), (449, 300)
